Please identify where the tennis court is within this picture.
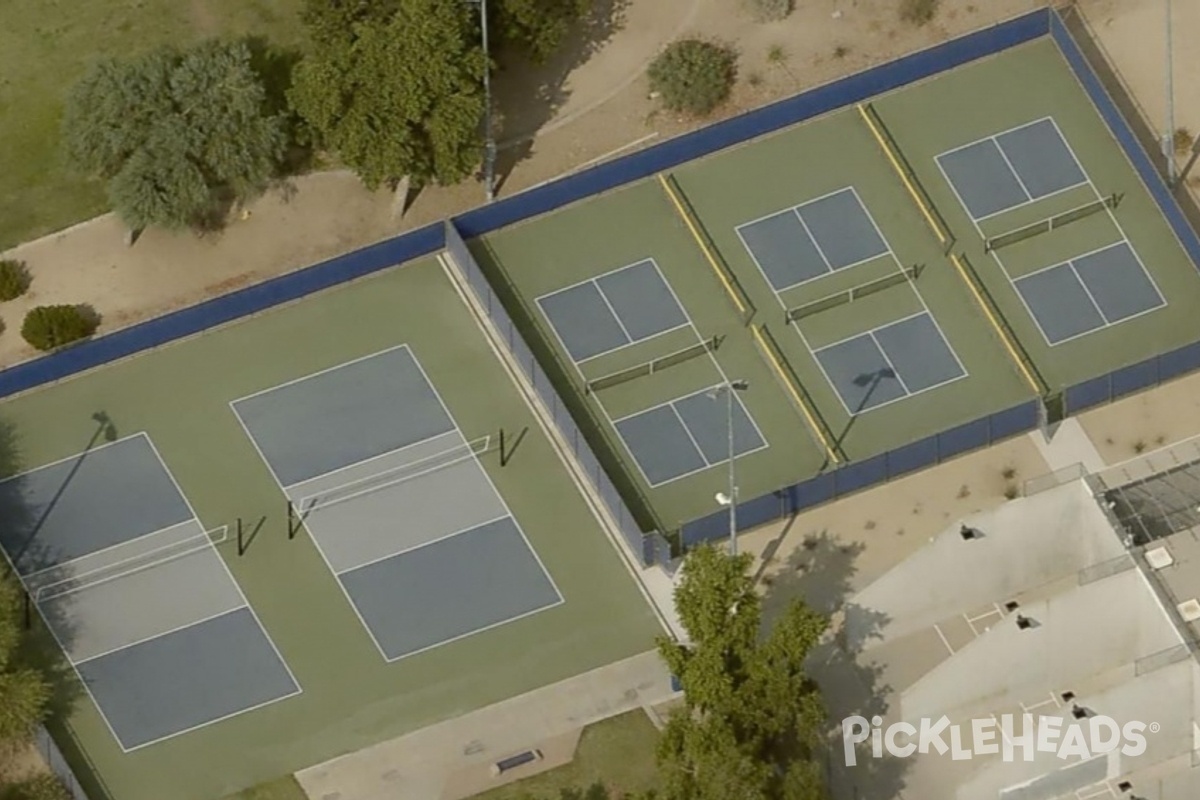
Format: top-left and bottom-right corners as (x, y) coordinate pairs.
(0, 433), (299, 752)
(936, 117), (1088, 221)
(730, 178), (969, 416)
(231, 344), (563, 662)
(537, 258), (689, 363)
(933, 116), (1168, 348)
(735, 187), (891, 292)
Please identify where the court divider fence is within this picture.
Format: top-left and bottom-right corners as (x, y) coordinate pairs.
(678, 399), (1040, 547)
(444, 221), (671, 568)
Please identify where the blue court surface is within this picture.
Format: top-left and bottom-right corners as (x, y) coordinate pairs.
(736, 187), (890, 292)
(614, 385), (768, 487)
(812, 312), (967, 415)
(536, 258), (689, 363)
(231, 345), (562, 662)
(937, 117), (1087, 221)
(1012, 241), (1166, 346)
(0, 433), (299, 751)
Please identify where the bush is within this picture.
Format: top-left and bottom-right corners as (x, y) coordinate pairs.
(746, 0), (793, 22)
(0, 260), (31, 301)
(20, 305), (99, 351)
(900, 0), (939, 26)
(648, 40), (737, 116)
(4, 775), (71, 800)
(1175, 127), (1195, 155)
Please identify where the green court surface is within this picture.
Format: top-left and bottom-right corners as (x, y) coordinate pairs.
(474, 36), (1200, 539)
(0, 257), (662, 800)
(472, 182), (831, 532)
(873, 38), (1200, 388)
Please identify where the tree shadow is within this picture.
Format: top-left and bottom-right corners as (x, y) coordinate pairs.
(760, 529), (910, 800)
(488, 0), (632, 194)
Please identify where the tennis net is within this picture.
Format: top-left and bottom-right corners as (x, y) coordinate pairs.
(33, 526), (228, 603)
(985, 193), (1120, 252)
(585, 336), (719, 394)
(786, 265), (921, 324)
(297, 435), (493, 512)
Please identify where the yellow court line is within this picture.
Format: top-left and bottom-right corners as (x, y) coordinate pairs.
(750, 325), (841, 465)
(656, 173), (747, 316)
(857, 104), (948, 246)
(949, 254), (1044, 396)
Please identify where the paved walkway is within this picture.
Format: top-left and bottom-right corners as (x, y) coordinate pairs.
(1031, 418), (1107, 474)
(295, 650), (674, 800)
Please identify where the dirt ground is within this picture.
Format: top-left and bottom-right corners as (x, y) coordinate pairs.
(0, 0), (1046, 369)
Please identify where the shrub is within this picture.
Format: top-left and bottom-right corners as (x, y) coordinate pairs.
(21, 305), (99, 351)
(0, 260), (31, 301)
(5, 775), (71, 800)
(900, 0), (939, 26)
(648, 40), (737, 116)
(747, 0), (793, 22)
(1175, 127), (1195, 155)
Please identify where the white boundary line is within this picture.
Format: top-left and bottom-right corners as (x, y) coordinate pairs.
(0, 430), (141, 491)
(583, 260), (774, 491)
(232, 345), (564, 665)
(734, 186), (893, 293)
(294, 439), (491, 513)
(946, 117), (1169, 351)
(993, 139), (1035, 202)
(74, 604), (245, 666)
(535, 258), (692, 366)
(933, 623), (955, 655)
(229, 341), (413, 406)
(36, 525), (229, 602)
(435, 253), (673, 638)
(332, 513), (512, 577)
(734, 208), (831, 293)
(284, 430), (460, 496)
(6, 433), (301, 753)
(21, 517), (197, 583)
(807, 310), (969, 415)
(869, 331), (912, 395)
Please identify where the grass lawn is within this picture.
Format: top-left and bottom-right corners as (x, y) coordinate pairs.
(0, 0), (306, 250)
(222, 776), (306, 800)
(470, 711), (661, 800)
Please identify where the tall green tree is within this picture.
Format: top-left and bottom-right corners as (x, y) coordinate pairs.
(62, 41), (286, 231)
(494, 0), (591, 63)
(0, 575), (49, 744)
(290, 0), (487, 190)
(656, 546), (828, 800)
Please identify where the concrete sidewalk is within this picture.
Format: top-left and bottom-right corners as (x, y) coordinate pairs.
(295, 650), (675, 800)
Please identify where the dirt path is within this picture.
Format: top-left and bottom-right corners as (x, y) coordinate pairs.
(0, 0), (1054, 371)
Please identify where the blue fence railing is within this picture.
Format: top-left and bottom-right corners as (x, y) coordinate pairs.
(0, 10), (1050, 405)
(680, 400), (1041, 547)
(1065, 337), (1200, 415)
(444, 221), (669, 567)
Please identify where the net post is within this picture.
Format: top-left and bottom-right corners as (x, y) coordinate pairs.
(500, 427), (508, 467)
(287, 501), (298, 540)
(237, 517), (245, 557)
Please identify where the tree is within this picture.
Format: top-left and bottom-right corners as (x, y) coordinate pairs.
(290, 0), (487, 190)
(655, 546), (829, 800)
(648, 40), (737, 117)
(494, 0), (591, 63)
(0, 576), (49, 745)
(62, 41), (286, 231)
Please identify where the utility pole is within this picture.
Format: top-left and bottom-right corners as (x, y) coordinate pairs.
(1164, 0), (1177, 185)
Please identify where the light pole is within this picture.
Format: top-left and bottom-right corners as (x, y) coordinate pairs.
(1164, 0), (1177, 185)
(709, 379), (750, 556)
(467, 0), (496, 201)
